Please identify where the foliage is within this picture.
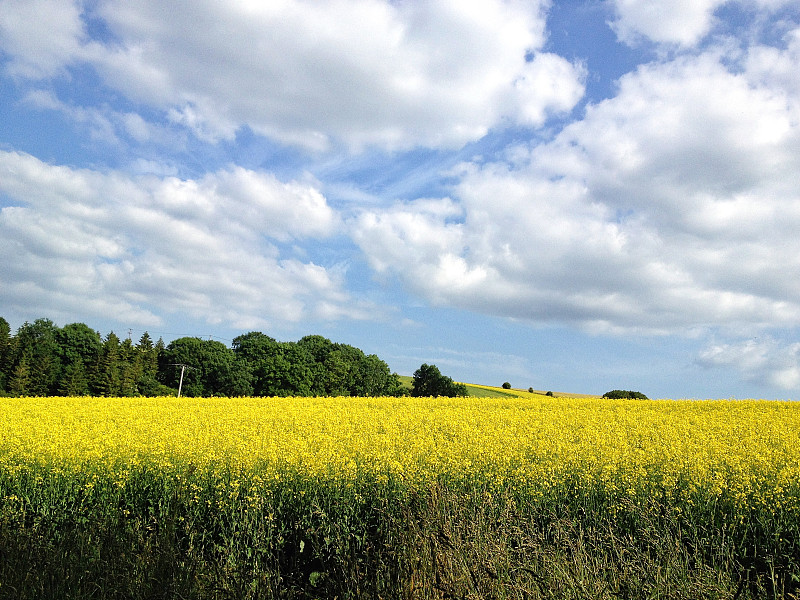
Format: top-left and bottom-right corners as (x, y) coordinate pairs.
(0, 395), (798, 598)
(603, 389), (649, 399)
(411, 363), (468, 397)
(0, 316), (402, 398)
(502, 381), (511, 389)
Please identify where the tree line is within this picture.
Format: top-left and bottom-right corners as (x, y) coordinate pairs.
(0, 317), (408, 398)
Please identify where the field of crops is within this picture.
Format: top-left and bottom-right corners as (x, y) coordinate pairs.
(1, 394), (799, 598)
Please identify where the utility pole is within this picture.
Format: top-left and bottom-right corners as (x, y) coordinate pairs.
(170, 363), (195, 398)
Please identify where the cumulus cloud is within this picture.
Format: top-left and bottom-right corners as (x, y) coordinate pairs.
(0, 150), (369, 328)
(352, 40), (800, 334)
(698, 338), (800, 390)
(1, 0), (584, 151)
(609, 0), (797, 47)
(0, 0), (84, 77)
(609, 0), (725, 47)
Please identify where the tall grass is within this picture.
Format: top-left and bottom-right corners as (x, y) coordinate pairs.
(0, 396), (798, 598)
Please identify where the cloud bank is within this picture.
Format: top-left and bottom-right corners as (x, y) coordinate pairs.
(2, 0), (584, 150)
(354, 35), (800, 334)
(0, 150), (367, 329)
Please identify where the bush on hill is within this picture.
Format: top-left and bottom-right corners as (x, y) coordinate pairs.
(411, 364), (467, 397)
(602, 390), (649, 400)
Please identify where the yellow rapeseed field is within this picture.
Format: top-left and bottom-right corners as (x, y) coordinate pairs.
(1, 395), (799, 514)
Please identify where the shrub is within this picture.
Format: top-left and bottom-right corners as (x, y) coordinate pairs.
(602, 390), (649, 400)
(502, 382), (511, 389)
(411, 364), (468, 397)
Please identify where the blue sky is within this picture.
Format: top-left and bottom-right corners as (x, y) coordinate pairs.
(2, 0), (800, 399)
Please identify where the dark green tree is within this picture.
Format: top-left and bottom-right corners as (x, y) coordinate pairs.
(0, 317), (11, 392)
(354, 354), (404, 397)
(56, 323), (102, 392)
(323, 344), (363, 396)
(136, 333), (173, 396)
(12, 319), (62, 396)
(199, 339), (252, 397)
(59, 358), (90, 396)
(8, 352), (32, 396)
(118, 337), (142, 396)
(602, 390), (649, 400)
(160, 337), (206, 396)
(411, 363), (468, 397)
(161, 337), (252, 397)
(93, 332), (122, 397)
(232, 332), (278, 396)
(297, 334), (334, 363)
(136, 333), (159, 378)
(259, 342), (315, 397)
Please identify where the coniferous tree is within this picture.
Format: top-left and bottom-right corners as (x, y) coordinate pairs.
(136, 332), (171, 396)
(0, 317), (11, 392)
(8, 352), (32, 396)
(118, 337), (141, 396)
(137, 333), (159, 378)
(13, 319), (62, 396)
(59, 358), (90, 396)
(94, 332), (122, 396)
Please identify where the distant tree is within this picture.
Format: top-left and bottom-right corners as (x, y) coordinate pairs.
(296, 334), (334, 364)
(0, 316), (406, 398)
(59, 358), (90, 396)
(236, 333), (403, 397)
(232, 332), (278, 396)
(259, 342), (316, 397)
(8, 352), (32, 396)
(117, 337), (142, 396)
(201, 339), (252, 397)
(134, 332), (167, 395)
(136, 332), (158, 377)
(160, 337), (208, 396)
(0, 317), (10, 392)
(13, 319), (62, 395)
(93, 332), (122, 396)
(161, 337), (253, 397)
(502, 382), (511, 389)
(57, 323), (102, 369)
(353, 354), (404, 397)
(323, 344), (365, 396)
(602, 389), (649, 400)
(411, 364), (467, 397)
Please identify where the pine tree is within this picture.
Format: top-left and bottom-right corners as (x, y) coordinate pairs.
(93, 332), (121, 396)
(59, 358), (90, 396)
(8, 354), (32, 397)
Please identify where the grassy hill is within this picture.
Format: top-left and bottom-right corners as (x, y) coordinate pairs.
(397, 375), (599, 399)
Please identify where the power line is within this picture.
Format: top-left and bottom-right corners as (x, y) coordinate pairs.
(169, 363), (197, 398)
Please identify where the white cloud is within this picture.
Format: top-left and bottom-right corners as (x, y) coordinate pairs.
(698, 337), (800, 390)
(0, 0), (84, 77)
(23, 89), (181, 151)
(609, 0), (797, 47)
(3, 0), (584, 151)
(352, 42), (800, 334)
(610, 0), (724, 47)
(0, 150), (369, 328)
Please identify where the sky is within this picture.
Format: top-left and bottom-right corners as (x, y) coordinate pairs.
(1, 0), (800, 399)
